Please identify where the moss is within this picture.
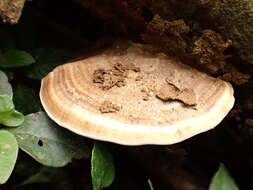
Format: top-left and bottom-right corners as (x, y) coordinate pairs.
(199, 0), (253, 64)
(141, 15), (190, 56)
(142, 15), (231, 73)
(219, 64), (251, 85)
(146, 0), (253, 63)
(218, 0), (253, 63)
(191, 30), (231, 73)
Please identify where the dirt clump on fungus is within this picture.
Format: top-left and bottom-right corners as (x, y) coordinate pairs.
(99, 100), (121, 113)
(94, 59), (197, 111)
(93, 62), (140, 113)
(140, 86), (153, 101)
(93, 68), (126, 90)
(156, 78), (197, 106)
(93, 62), (140, 90)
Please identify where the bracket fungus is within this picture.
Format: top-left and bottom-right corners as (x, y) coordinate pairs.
(40, 41), (234, 145)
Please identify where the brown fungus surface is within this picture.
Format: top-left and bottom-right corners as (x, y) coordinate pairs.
(40, 41), (234, 145)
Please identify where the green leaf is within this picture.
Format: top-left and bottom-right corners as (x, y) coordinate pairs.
(0, 95), (14, 112)
(8, 112), (90, 167)
(13, 83), (41, 115)
(0, 70), (13, 98)
(209, 163), (239, 190)
(0, 50), (35, 68)
(0, 50), (9, 69)
(148, 179), (155, 190)
(0, 130), (19, 184)
(0, 110), (24, 127)
(25, 48), (73, 80)
(91, 142), (115, 190)
(0, 95), (14, 120)
(0, 95), (24, 127)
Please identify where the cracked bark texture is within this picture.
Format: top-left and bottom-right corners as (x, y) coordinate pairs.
(0, 0), (26, 24)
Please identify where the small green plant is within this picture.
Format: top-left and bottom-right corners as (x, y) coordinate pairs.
(209, 163), (239, 190)
(0, 130), (18, 184)
(0, 49), (35, 68)
(0, 69), (90, 183)
(91, 142), (115, 190)
(148, 179), (155, 190)
(0, 70), (24, 184)
(0, 14), (91, 183)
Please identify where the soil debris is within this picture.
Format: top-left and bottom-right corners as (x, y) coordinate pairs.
(141, 15), (190, 57)
(93, 65), (126, 90)
(93, 69), (106, 84)
(156, 79), (197, 106)
(99, 101), (121, 113)
(113, 62), (127, 72)
(93, 62), (140, 90)
(245, 118), (253, 128)
(135, 75), (143, 81)
(165, 71), (176, 84)
(141, 86), (154, 101)
(177, 88), (197, 106)
(128, 64), (141, 72)
(218, 69), (250, 86)
(156, 83), (180, 101)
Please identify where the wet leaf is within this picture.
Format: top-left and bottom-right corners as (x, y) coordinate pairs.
(0, 94), (24, 127)
(0, 110), (24, 127)
(0, 95), (14, 121)
(0, 130), (19, 184)
(0, 51), (8, 68)
(209, 163), (239, 190)
(91, 142), (115, 190)
(0, 70), (13, 97)
(8, 112), (90, 167)
(0, 50), (35, 68)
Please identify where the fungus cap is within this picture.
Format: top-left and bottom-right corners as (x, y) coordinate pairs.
(40, 41), (234, 145)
